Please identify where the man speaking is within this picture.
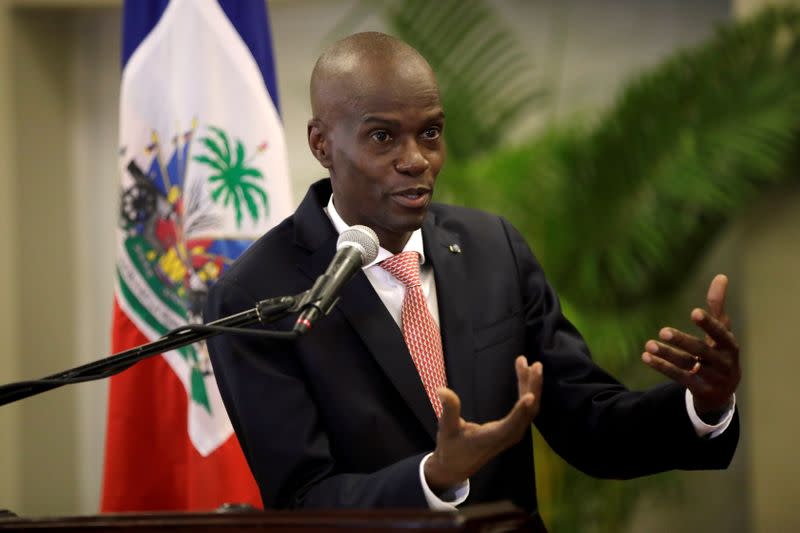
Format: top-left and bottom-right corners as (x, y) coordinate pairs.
(205, 32), (739, 513)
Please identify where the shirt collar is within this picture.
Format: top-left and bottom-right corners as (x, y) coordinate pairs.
(325, 194), (426, 268)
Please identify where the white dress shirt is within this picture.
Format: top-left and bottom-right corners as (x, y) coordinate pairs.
(325, 194), (734, 509)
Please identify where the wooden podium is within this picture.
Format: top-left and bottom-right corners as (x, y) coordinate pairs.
(0, 502), (546, 532)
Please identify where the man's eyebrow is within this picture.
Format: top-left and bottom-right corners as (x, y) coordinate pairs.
(360, 111), (446, 125)
(360, 115), (401, 126)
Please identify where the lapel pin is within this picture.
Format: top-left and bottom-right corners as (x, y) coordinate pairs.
(448, 244), (462, 254)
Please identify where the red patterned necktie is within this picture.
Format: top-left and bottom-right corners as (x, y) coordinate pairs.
(380, 251), (447, 418)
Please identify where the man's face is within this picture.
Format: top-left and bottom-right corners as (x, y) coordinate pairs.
(313, 61), (445, 253)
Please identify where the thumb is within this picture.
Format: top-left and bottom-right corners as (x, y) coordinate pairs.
(707, 274), (728, 319)
(498, 391), (536, 442)
(437, 387), (462, 437)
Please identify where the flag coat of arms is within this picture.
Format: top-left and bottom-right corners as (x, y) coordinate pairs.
(102, 0), (291, 511)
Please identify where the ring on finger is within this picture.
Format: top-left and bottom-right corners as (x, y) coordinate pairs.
(689, 356), (701, 375)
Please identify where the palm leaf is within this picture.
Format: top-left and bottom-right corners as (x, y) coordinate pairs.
(192, 154), (225, 172)
(238, 187), (259, 224)
(199, 137), (229, 167)
(538, 7), (800, 309)
(240, 167), (263, 179)
(243, 181), (269, 216)
(230, 186), (243, 227)
(444, 7), (800, 366)
(235, 139), (245, 167)
(242, 180), (268, 204)
(208, 126), (232, 163)
(210, 182), (226, 202)
(221, 187), (233, 208)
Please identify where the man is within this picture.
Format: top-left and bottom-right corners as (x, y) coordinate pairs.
(205, 32), (739, 513)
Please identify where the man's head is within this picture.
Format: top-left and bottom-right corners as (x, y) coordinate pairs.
(307, 32), (445, 253)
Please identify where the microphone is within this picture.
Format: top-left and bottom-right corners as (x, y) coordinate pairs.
(293, 225), (379, 334)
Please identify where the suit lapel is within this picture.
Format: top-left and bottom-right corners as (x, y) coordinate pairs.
(293, 180), (439, 440)
(336, 277), (439, 440)
(423, 212), (476, 423)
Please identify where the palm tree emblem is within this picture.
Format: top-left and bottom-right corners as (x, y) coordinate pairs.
(193, 126), (269, 228)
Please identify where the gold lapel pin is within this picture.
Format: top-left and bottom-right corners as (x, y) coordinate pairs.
(448, 244), (462, 254)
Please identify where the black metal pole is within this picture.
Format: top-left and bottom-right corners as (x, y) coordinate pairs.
(0, 294), (302, 407)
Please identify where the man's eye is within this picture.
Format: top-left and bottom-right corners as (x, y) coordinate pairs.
(370, 131), (391, 143)
(422, 127), (441, 140)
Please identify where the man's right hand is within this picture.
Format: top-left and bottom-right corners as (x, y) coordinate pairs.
(424, 355), (543, 491)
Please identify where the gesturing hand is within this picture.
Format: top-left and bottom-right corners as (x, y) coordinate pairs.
(424, 356), (543, 491)
(642, 274), (740, 418)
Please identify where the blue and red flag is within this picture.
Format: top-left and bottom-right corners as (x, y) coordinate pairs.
(102, 0), (291, 511)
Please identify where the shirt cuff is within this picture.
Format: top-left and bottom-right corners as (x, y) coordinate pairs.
(685, 389), (736, 439)
(419, 452), (470, 510)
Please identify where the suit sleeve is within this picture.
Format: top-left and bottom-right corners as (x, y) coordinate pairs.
(205, 278), (428, 509)
(499, 218), (739, 479)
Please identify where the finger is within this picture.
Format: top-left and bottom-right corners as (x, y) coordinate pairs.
(691, 309), (739, 352)
(651, 349), (731, 388)
(437, 388), (463, 437)
(706, 274), (728, 319)
(656, 328), (709, 359)
(495, 393), (536, 443)
(515, 355), (530, 398)
(642, 349), (698, 386)
(644, 351), (719, 399)
(657, 324), (736, 372)
(645, 339), (699, 372)
(529, 362), (543, 398)
(642, 348), (721, 390)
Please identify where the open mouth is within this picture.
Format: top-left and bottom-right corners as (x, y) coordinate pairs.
(392, 187), (431, 208)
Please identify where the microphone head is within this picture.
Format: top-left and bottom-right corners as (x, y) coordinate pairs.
(337, 225), (379, 266)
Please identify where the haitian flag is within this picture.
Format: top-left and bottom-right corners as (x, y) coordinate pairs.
(102, 0), (291, 511)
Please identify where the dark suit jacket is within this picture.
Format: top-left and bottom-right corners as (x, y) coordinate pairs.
(205, 178), (739, 511)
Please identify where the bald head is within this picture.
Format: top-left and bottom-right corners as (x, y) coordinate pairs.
(305, 32), (446, 253)
(310, 32), (439, 121)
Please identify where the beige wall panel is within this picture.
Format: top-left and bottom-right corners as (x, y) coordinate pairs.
(0, 3), (22, 513)
(741, 186), (800, 533)
(13, 9), (79, 516)
(69, 7), (118, 514)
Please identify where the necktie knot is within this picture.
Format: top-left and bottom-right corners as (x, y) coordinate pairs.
(380, 251), (421, 288)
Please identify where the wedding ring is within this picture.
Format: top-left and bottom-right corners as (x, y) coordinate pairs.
(689, 356), (701, 375)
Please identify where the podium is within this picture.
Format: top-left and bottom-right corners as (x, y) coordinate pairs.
(0, 502), (545, 532)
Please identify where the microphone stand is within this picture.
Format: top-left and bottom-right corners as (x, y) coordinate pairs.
(0, 292), (308, 408)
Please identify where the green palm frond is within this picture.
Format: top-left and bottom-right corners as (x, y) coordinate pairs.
(208, 126), (232, 162)
(200, 136), (229, 166)
(438, 7), (800, 363)
(193, 154), (225, 173)
(194, 126), (268, 228)
(550, 7), (800, 308)
(235, 139), (245, 167)
(239, 186), (259, 223)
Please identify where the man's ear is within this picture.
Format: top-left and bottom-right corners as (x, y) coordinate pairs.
(308, 119), (332, 169)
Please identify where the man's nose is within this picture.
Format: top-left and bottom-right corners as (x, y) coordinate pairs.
(394, 140), (430, 176)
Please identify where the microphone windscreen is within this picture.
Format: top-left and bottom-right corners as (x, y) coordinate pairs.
(337, 225), (379, 265)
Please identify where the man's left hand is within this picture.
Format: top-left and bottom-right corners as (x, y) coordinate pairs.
(642, 274), (740, 418)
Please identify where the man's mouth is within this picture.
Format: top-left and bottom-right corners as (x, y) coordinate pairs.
(391, 187), (431, 208)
